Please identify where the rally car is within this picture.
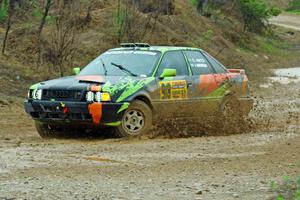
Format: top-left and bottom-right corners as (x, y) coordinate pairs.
(24, 43), (253, 138)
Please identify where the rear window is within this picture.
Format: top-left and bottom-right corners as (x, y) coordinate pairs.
(202, 51), (227, 74)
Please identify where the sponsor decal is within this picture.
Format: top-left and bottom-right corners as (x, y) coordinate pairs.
(159, 80), (187, 100)
(116, 78), (155, 102)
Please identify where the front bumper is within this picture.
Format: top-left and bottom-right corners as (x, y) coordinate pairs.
(24, 100), (128, 126)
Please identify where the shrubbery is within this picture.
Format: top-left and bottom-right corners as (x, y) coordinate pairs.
(288, 0), (300, 11)
(0, 0), (9, 23)
(269, 175), (300, 200)
(190, 0), (281, 33)
(239, 0), (281, 32)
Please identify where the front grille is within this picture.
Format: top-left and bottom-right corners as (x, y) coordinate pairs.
(42, 90), (83, 101)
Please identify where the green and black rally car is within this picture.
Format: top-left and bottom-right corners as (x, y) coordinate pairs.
(24, 43), (253, 138)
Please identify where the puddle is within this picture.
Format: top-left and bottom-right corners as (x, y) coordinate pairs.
(260, 67), (300, 88)
(274, 68), (300, 77)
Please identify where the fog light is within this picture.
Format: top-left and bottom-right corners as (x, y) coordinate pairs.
(101, 92), (111, 102)
(86, 91), (94, 102)
(95, 92), (101, 102)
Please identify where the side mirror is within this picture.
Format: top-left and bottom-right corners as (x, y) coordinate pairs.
(160, 68), (176, 79)
(73, 67), (81, 75)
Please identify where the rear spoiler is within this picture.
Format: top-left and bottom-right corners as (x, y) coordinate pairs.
(228, 69), (245, 75)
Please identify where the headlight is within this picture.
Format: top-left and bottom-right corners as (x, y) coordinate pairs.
(86, 91), (94, 102)
(86, 91), (110, 102)
(27, 90), (32, 99)
(32, 89), (42, 100)
(32, 89), (37, 99)
(95, 92), (101, 102)
(36, 89), (42, 100)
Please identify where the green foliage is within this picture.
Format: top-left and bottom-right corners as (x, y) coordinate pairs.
(203, 29), (214, 42)
(190, 0), (198, 7)
(276, 196), (284, 200)
(0, 0), (9, 23)
(288, 0), (300, 11)
(239, 0), (281, 32)
(270, 7), (282, 16)
(32, 8), (42, 19)
(268, 175), (300, 200)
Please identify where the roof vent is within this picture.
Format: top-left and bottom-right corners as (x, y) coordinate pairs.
(120, 43), (136, 48)
(120, 43), (151, 48)
(134, 43), (151, 48)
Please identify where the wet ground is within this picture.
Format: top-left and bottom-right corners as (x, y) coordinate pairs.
(0, 67), (299, 200)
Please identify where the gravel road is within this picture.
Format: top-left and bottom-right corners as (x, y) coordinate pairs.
(0, 68), (299, 200)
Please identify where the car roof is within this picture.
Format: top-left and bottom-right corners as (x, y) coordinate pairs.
(109, 46), (201, 53)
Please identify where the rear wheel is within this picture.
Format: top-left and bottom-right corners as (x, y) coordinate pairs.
(114, 100), (152, 137)
(220, 95), (247, 134)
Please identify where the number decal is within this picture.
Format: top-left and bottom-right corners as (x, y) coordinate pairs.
(160, 82), (172, 99)
(159, 80), (187, 100)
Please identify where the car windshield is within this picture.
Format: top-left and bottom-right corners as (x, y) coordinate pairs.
(79, 50), (161, 77)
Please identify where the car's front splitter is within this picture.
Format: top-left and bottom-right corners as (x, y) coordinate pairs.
(24, 100), (129, 126)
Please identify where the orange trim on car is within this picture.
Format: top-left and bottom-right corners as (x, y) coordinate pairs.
(76, 75), (104, 83)
(91, 85), (101, 92)
(242, 75), (248, 94)
(199, 75), (218, 95)
(88, 103), (102, 125)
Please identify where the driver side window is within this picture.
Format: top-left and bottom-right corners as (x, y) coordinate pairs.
(156, 51), (189, 76)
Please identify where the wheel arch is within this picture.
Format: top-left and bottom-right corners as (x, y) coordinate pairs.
(128, 91), (153, 110)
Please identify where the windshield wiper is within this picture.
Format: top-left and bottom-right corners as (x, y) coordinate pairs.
(111, 62), (138, 77)
(100, 58), (108, 76)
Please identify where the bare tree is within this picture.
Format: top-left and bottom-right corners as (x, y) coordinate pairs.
(38, 0), (53, 39)
(1, 0), (14, 55)
(47, 1), (77, 77)
(37, 0), (54, 66)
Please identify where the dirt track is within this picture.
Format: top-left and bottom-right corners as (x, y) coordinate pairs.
(0, 70), (299, 200)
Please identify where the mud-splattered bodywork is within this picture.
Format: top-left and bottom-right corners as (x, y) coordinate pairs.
(24, 46), (253, 128)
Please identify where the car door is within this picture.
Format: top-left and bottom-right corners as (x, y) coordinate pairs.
(152, 50), (193, 118)
(183, 50), (220, 117)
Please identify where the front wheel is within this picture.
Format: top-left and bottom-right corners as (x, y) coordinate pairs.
(114, 100), (152, 137)
(35, 121), (63, 138)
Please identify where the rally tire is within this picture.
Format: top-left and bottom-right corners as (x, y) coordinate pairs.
(35, 121), (63, 138)
(220, 95), (247, 134)
(114, 100), (152, 137)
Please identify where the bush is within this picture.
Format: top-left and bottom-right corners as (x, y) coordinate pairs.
(0, 0), (9, 23)
(269, 175), (300, 200)
(288, 0), (300, 11)
(239, 0), (281, 32)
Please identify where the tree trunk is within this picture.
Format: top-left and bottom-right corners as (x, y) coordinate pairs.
(38, 0), (52, 37)
(37, 0), (53, 66)
(1, 1), (13, 55)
